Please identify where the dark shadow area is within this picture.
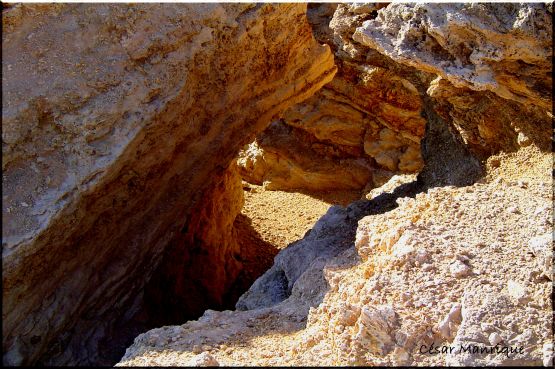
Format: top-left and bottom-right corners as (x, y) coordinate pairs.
(223, 214), (280, 304)
(110, 44), (495, 363)
(118, 178), (430, 364)
(417, 98), (484, 188)
(96, 213), (279, 365)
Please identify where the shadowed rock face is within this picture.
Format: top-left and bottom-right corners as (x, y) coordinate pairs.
(346, 2), (552, 187)
(143, 163), (246, 327)
(2, 3), (335, 365)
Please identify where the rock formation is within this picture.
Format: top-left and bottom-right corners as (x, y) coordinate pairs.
(352, 2), (552, 111)
(119, 155), (553, 366)
(236, 56), (427, 191)
(2, 2), (552, 367)
(142, 163), (245, 326)
(237, 5), (427, 192)
(351, 2), (552, 163)
(118, 2), (552, 367)
(2, 3), (335, 365)
(238, 2), (552, 192)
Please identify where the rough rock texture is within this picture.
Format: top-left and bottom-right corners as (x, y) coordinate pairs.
(142, 163), (245, 326)
(334, 2), (551, 187)
(353, 2), (553, 111)
(2, 3), (336, 366)
(118, 147), (553, 366)
(118, 3), (552, 367)
(428, 77), (552, 160)
(237, 6), (427, 192)
(238, 3), (553, 193)
(237, 121), (374, 191)
(351, 2), (552, 162)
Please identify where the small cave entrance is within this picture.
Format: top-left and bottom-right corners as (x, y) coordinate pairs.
(97, 148), (373, 365)
(93, 68), (489, 369)
(94, 164), (280, 365)
(93, 8), (491, 362)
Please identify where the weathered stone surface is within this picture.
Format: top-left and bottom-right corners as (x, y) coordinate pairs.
(2, 3), (335, 365)
(237, 121), (373, 192)
(353, 3), (553, 110)
(527, 233), (553, 281)
(4, 2), (553, 367)
(353, 305), (398, 356)
(446, 286), (544, 366)
(142, 163), (244, 325)
(428, 76), (552, 159)
(238, 38), (427, 192)
(118, 174), (553, 366)
(329, 3), (551, 187)
(239, 3), (553, 193)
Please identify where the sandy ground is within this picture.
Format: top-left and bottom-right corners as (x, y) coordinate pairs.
(240, 182), (362, 250)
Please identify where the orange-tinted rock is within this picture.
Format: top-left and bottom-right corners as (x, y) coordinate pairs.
(143, 163), (245, 324)
(2, 3), (335, 365)
(238, 122), (372, 192)
(238, 58), (427, 192)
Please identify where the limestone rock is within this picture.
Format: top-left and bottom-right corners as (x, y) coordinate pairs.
(527, 233), (553, 280)
(237, 121), (373, 192)
(437, 303), (462, 340)
(190, 352), (219, 367)
(118, 174), (552, 367)
(5, 3), (553, 368)
(447, 286), (544, 366)
(543, 342), (554, 367)
(240, 3), (552, 194)
(353, 305), (398, 356)
(506, 280), (530, 305)
(488, 332), (503, 346)
(238, 10), (427, 192)
(335, 3), (551, 186)
(427, 76), (552, 159)
(2, 3), (335, 365)
(450, 260), (472, 279)
(353, 3), (553, 110)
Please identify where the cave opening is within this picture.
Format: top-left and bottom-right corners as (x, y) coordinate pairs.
(96, 157), (372, 366)
(98, 66), (493, 361)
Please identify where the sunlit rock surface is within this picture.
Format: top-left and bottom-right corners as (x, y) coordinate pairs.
(2, 3), (335, 365)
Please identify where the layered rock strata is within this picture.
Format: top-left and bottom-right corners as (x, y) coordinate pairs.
(237, 44), (427, 192)
(118, 2), (553, 367)
(352, 3), (553, 111)
(2, 3), (335, 365)
(238, 2), (552, 191)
